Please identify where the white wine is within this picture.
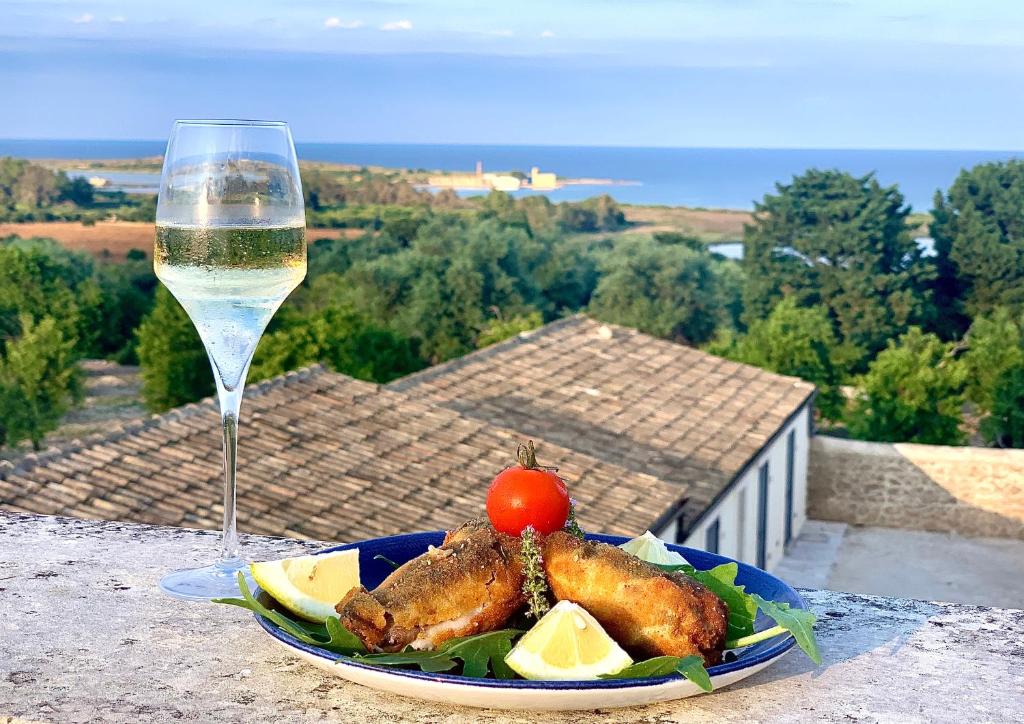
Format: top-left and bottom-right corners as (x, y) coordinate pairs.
(155, 224), (306, 389)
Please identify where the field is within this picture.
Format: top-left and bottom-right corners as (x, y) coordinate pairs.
(0, 222), (365, 259)
(622, 205), (751, 242)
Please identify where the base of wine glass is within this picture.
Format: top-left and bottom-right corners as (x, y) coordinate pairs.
(159, 557), (253, 601)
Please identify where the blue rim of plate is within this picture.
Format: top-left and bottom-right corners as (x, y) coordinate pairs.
(253, 531), (803, 690)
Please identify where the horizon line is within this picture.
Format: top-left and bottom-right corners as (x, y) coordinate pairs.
(1, 138), (1023, 155)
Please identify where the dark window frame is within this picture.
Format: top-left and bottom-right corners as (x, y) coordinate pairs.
(757, 462), (770, 569)
(785, 428), (796, 546)
(705, 518), (720, 554)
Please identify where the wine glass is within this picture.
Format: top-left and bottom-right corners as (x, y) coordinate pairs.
(154, 120), (306, 600)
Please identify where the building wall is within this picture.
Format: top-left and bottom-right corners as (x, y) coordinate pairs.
(808, 436), (1024, 540)
(657, 405), (811, 571)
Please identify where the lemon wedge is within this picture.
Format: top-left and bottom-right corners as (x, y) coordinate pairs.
(504, 600), (632, 680)
(619, 530), (689, 566)
(250, 549), (360, 623)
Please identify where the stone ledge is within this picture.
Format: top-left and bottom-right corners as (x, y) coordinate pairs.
(1, 512), (1022, 723)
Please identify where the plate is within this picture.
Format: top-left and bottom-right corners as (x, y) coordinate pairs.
(253, 532), (805, 711)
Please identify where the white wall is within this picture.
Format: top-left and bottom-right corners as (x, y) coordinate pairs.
(657, 404), (810, 572)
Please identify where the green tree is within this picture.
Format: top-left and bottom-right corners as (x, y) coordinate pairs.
(743, 170), (930, 368)
(931, 160), (1024, 335)
(249, 305), (423, 383)
(93, 258), (158, 362)
(981, 367), (1024, 448)
(588, 236), (723, 345)
(136, 287), (213, 412)
(342, 217), (546, 362)
(0, 315), (80, 449)
(846, 328), (966, 445)
(959, 308), (1024, 413)
(707, 298), (847, 421)
(476, 311), (544, 348)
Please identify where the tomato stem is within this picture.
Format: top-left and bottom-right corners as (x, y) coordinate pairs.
(516, 440), (539, 469)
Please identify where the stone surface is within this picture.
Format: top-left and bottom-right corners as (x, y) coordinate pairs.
(827, 526), (1024, 609)
(3, 512), (1023, 724)
(778, 520), (1024, 609)
(774, 520), (847, 590)
(808, 435), (1024, 540)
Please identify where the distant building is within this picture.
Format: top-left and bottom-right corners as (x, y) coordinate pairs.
(0, 317), (814, 570)
(530, 166), (557, 190)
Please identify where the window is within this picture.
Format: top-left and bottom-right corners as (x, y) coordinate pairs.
(757, 462), (769, 569)
(785, 428), (796, 546)
(737, 487), (747, 561)
(705, 518), (720, 554)
(674, 510), (686, 544)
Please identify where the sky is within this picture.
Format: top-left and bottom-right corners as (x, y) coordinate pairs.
(1, 0), (1023, 149)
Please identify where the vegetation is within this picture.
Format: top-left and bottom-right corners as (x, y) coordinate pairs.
(846, 328), (966, 445)
(931, 160), (1024, 337)
(707, 299), (847, 422)
(0, 157), (154, 223)
(743, 169), (931, 370)
(8, 156), (1024, 450)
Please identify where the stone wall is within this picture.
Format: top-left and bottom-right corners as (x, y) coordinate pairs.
(808, 436), (1024, 540)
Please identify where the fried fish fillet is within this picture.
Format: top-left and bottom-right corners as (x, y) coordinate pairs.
(542, 531), (728, 665)
(335, 520), (525, 652)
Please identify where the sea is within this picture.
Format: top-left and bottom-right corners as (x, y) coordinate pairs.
(0, 139), (1019, 212)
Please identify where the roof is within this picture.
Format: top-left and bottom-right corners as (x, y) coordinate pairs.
(0, 366), (683, 541)
(389, 316), (816, 529)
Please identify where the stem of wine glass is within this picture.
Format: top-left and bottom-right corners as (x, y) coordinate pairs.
(215, 375), (244, 566)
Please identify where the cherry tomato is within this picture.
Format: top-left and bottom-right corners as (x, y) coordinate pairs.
(487, 442), (570, 536)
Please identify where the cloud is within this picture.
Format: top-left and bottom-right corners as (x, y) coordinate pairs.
(325, 17), (364, 29)
(489, 29), (514, 37)
(540, 30), (555, 38)
(72, 13), (94, 24)
(380, 19), (413, 31)
(109, 16), (127, 24)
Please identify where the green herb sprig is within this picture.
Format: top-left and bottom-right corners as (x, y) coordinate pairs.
(520, 526), (550, 619)
(564, 498), (585, 540)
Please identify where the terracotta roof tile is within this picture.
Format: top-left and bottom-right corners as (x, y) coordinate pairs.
(1, 364), (691, 541)
(390, 316), (815, 530)
(1, 317), (812, 542)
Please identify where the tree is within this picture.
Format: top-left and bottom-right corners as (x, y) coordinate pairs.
(743, 170), (931, 368)
(931, 160), (1024, 336)
(959, 308), (1024, 413)
(588, 236), (724, 345)
(249, 305), (423, 384)
(707, 298), (847, 421)
(93, 258), (158, 362)
(960, 308), (1024, 447)
(136, 287), (213, 412)
(846, 328), (966, 445)
(342, 217), (547, 362)
(0, 315), (80, 449)
(476, 311), (543, 348)
(981, 367), (1024, 448)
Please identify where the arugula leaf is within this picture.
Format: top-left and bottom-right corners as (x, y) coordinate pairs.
(751, 594), (821, 665)
(324, 614), (367, 654)
(601, 655), (712, 692)
(212, 572), (364, 655)
(656, 562), (757, 640)
(600, 656), (679, 679)
(654, 562), (821, 665)
(676, 655), (713, 693)
(440, 629), (521, 679)
(355, 650), (458, 673)
(353, 629), (523, 679)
